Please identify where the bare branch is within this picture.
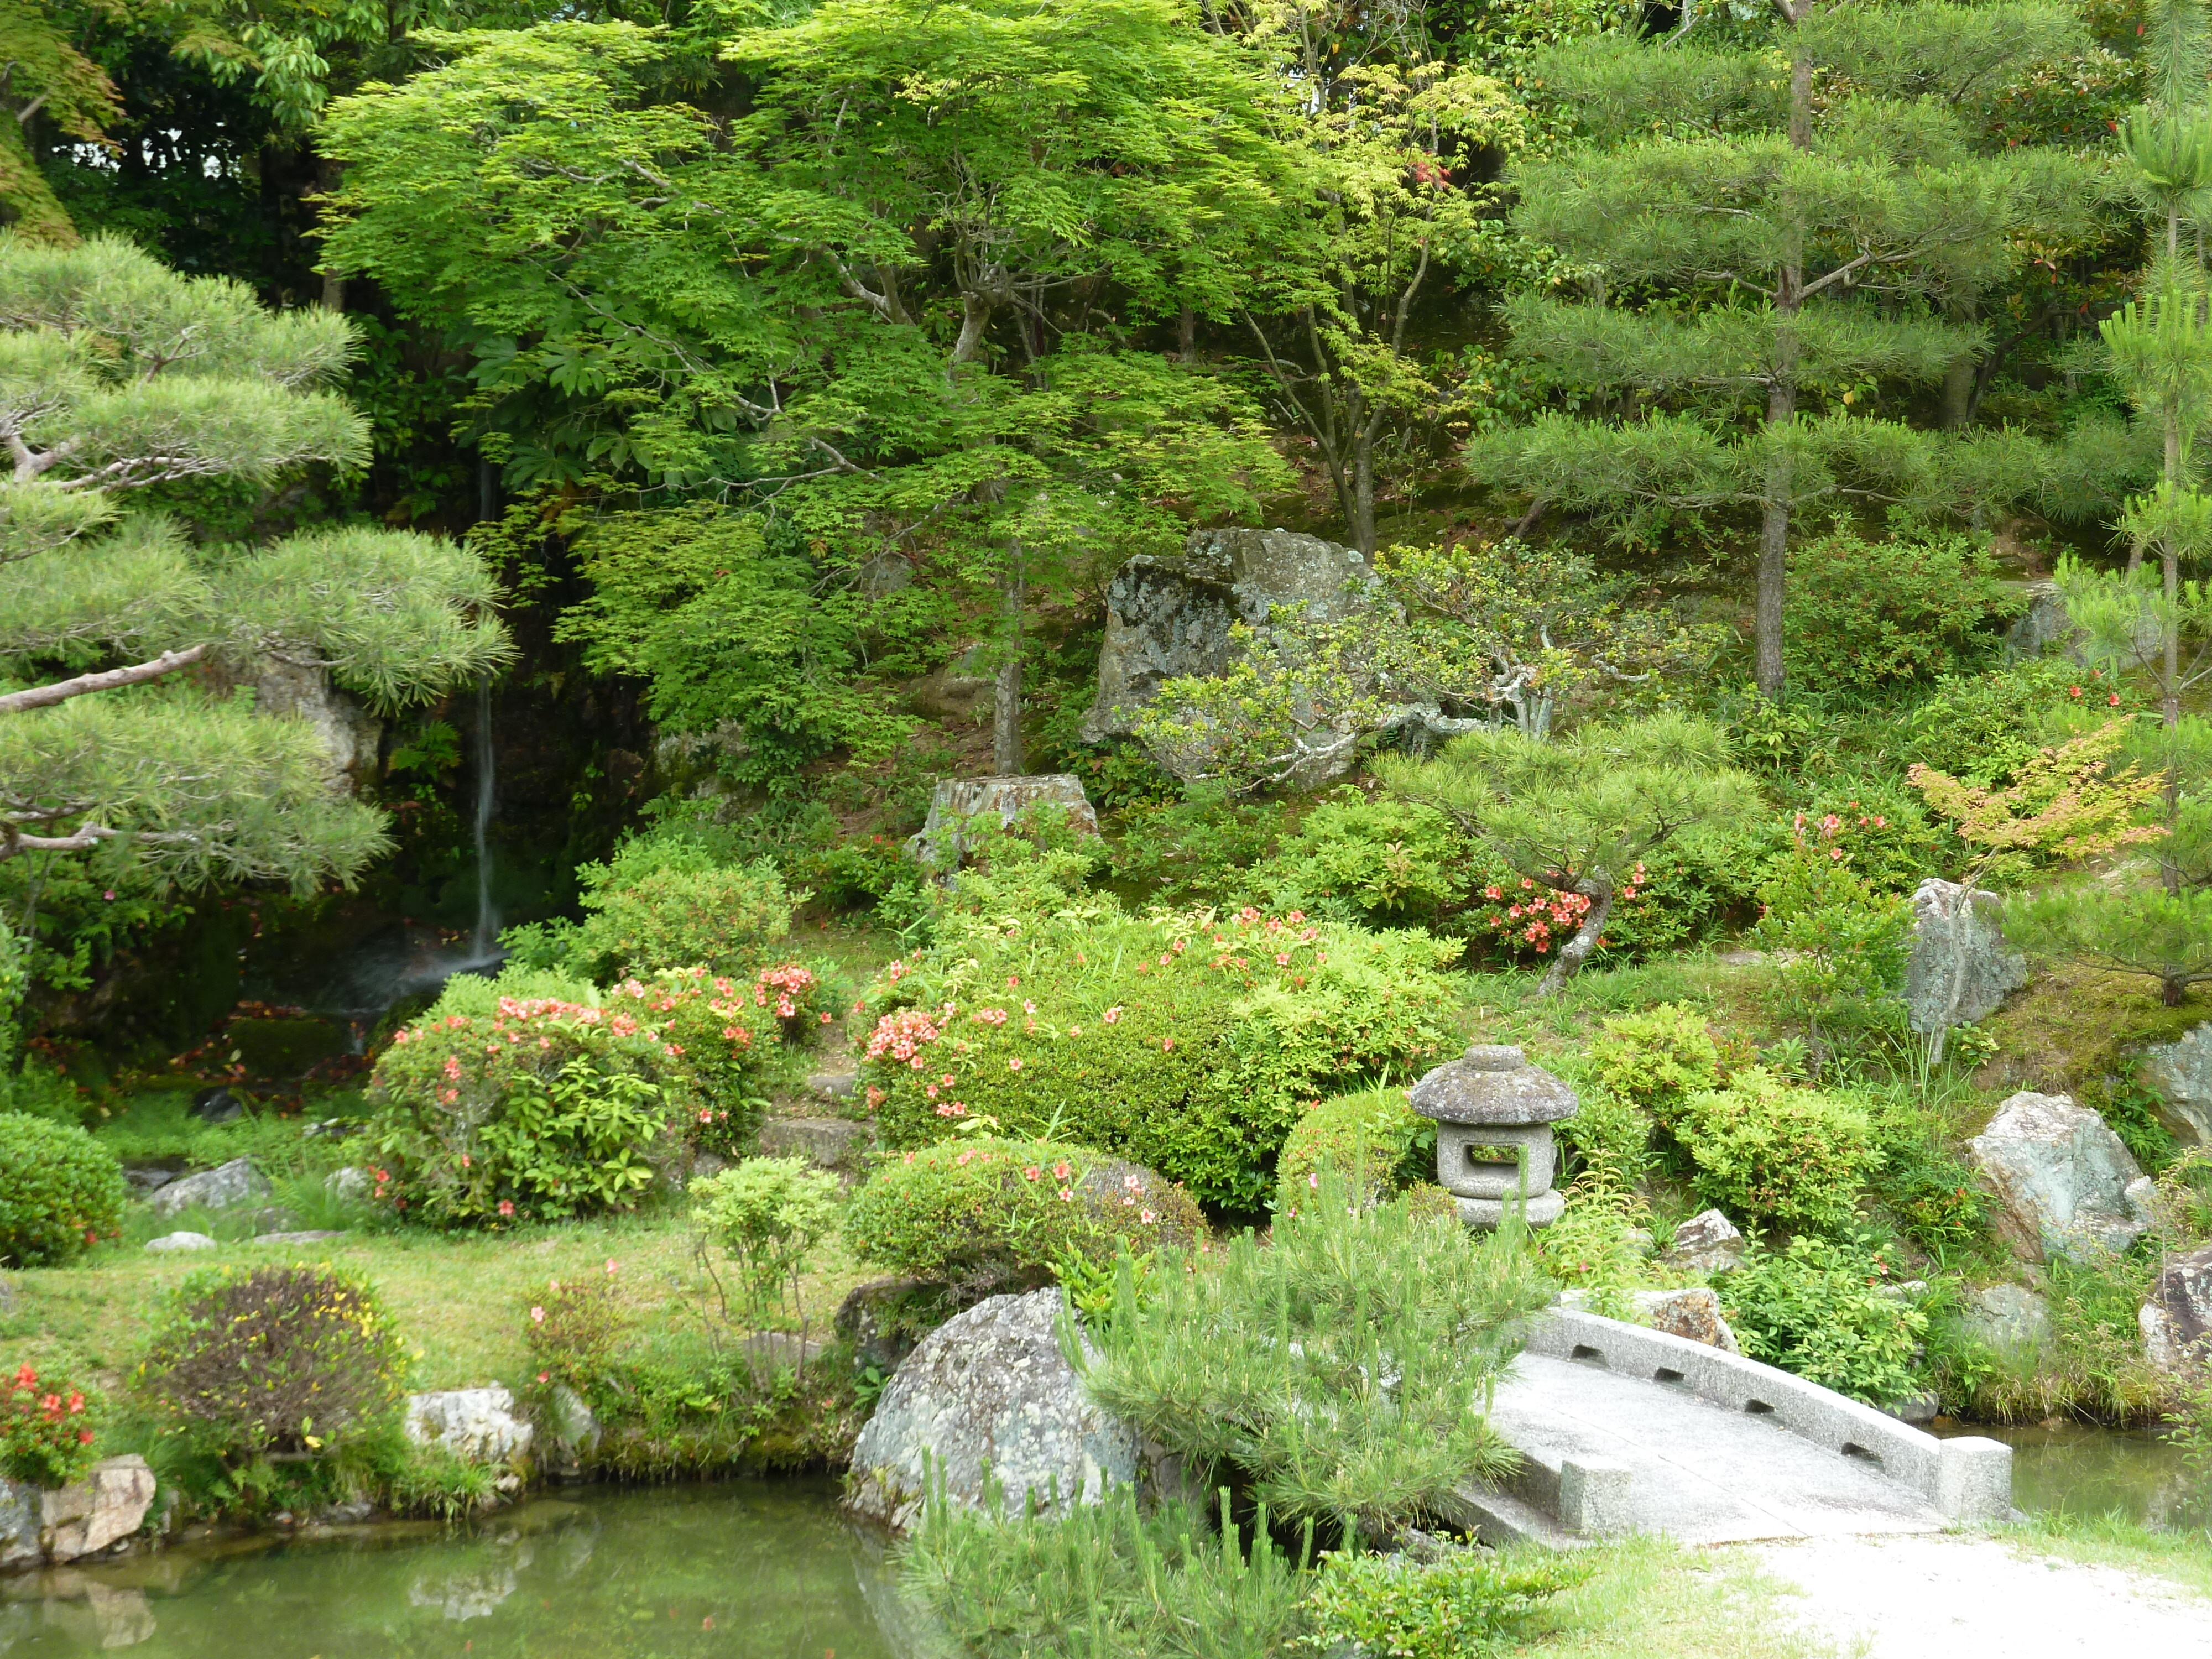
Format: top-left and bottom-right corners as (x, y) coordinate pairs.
(0, 644), (208, 713)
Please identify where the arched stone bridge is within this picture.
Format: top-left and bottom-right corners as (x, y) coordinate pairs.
(1447, 1310), (2013, 1547)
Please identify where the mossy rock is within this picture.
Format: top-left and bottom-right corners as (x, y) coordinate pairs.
(1978, 963), (2208, 1097)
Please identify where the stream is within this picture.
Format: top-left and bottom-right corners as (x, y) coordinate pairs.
(0, 1481), (910, 1658)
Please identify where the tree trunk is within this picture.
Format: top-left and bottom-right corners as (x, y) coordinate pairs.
(1756, 366), (1796, 700)
(1178, 305), (1197, 365)
(2164, 973), (2186, 1008)
(317, 158), (346, 312)
(1940, 353), (1975, 429)
(1351, 421), (1377, 557)
(1536, 878), (1614, 998)
(993, 546), (1026, 775)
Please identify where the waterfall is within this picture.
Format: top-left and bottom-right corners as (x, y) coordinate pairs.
(469, 677), (498, 961)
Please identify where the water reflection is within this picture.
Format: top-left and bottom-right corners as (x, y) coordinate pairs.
(0, 1480), (899, 1658)
(1955, 1421), (2210, 1530)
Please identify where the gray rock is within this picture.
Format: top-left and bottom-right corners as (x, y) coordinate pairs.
(148, 1157), (272, 1217)
(122, 1166), (177, 1194)
(326, 1166), (372, 1204)
(540, 1385), (601, 1475)
(249, 658), (382, 794)
(1967, 1093), (2156, 1262)
(190, 1086), (244, 1124)
(2139, 1021), (2212, 1147)
(1557, 1287), (1740, 1352)
(404, 1387), (534, 1465)
(144, 1230), (220, 1253)
(1663, 1209), (1746, 1276)
(2004, 580), (2078, 662)
(807, 1069), (859, 1099)
(1885, 1391), (1941, 1426)
(739, 1331), (831, 1375)
(244, 1231), (346, 1246)
(1408, 1047), (1579, 1126)
(0, 1474), (38, 1570)
(42, 1455), (157, 1563)
(906, 774), (1099, 870)
(847, 1288), (1158, 1533)
(1082, 526), (1379, 743)
(757, 1114), (874, 1175)
(1906, 879), (2028, 1051)
(836, 1277), (948, 1374)
(1960, 1284), (2052, 1354)
(2140, 1243), (2212, 1373)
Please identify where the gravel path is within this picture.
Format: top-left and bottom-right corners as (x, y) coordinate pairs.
(1750, 1534), (2212, 1659)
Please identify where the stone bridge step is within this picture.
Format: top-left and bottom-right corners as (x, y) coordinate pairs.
(1444, 1310), (2012, 1547)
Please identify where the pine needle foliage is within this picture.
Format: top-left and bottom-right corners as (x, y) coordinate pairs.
(1079, 1179), (1552, 1544)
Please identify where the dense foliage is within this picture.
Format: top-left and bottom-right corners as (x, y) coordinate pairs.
(1, 1362), (102, 1488)
(0, 1111), (125, 1266)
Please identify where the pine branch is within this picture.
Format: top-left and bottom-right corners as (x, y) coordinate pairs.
(0, 643), (206, 713)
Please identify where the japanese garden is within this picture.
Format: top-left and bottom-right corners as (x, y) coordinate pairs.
(3, 0), (2212, 1653)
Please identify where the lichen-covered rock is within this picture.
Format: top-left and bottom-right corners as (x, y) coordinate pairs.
(1082, 527), (1378, 742)
(404, 1387), (535, 1465)
(2140, 1021), (2212, 1148)
(1961, 1284), (2052, 1354)
(143, 1231), (218, 1253)
(1906, 879), (2028, 1043)
(2140, 1243), (2212, 1373)
(1662, 1209), (1746, 1276)
(0, 1473), (39, 1569)
(847, 1288), (1155, 1534)
(41, 1455), (156, 1563)
(148, 1157), (272, 1217)
(1557, 1287), (1740, 1352)
(1967, 1092), (2156, 1263)
(326, 1166), (372, 1204)
(906, 774), (1099, 870)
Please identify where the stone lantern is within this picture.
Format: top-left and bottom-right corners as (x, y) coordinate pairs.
(1408, 1044), (1578, 1228)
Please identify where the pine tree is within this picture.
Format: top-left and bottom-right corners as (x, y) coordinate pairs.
(0, 235), (509, 888)
(1474, 1), (2090, 697)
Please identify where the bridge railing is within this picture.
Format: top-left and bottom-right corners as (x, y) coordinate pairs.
(1521, 1307), (2012, 1525)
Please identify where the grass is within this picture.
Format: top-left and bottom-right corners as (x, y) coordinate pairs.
(2002, 1511), (2212, 1598)
(1531, 1538), (1841, 1659)
(0, 1205), (878, 1395)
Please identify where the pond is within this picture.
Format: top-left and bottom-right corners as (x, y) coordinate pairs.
(1977, 1421), (2210, 1531)
(0, 1480), (917, 1659)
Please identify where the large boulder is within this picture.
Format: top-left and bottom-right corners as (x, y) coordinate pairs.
(905, 774), (1099, 871)
(847, 1288), (1164, 1534)
(1959, 1284), (2052, 1355)
(404, 1387), (534, 1465)
(1081, 527), (1379, 742)
(0, 1474), (38, 1569)
(1967, 1092), (2157, 1263)
(40, 1455), (157, 1563)
(148, 1157), (272, 1217)
(1662, 1208), (1746, 1276)
(1906, 879), (2028, 1045)
(2140, 1243), (2212, 1373)
(2140, 1021), (2212, 1148)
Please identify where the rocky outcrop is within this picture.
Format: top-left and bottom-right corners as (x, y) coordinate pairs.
(2140, 1022), (2212, 1148)
(847, 1288), (1162, 1533)
(2140, 1244), (2212, 1373)
(1663, 1209), (1746, 1276)
(1960, 1284), (2051, 1354)
(1081, 528), (1379, 742)
(252, 660), (382, 794)
(905, 774), (1099, 870)
(404, 1387), (534, 1465)
(1, 1456), (159, 1569)
(1967, 1092), (2157, 1263)
(148, 1157), (272, 1217)
(1906, 879), (2028, 1051)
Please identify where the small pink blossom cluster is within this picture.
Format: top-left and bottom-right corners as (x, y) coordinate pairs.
(754, 962), (818, 1019)
(866, 1007), (942, 1066)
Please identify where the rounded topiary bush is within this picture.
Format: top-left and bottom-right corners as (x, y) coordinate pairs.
(845, 1139), (1203, 1302)
(1274, 1087), (1434, 1215)
(1677, 1068), (1877, 1232)
(137, 1264), (410, 1457)
(0, 1112), (126, 1266)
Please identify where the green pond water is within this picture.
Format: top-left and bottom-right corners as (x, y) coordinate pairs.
(0, 1481), (907, 1659)
(1979, 1422), (2209, 1530)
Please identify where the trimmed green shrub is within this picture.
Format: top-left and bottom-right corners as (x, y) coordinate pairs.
(844, 1139), (1204, 1301)
(1300, 1547), (1588, 1659)
(1587, 1004), (1722, 1123)
(363, 974), (695, 1227)
(500, 836), (804, 981)
(1721, 1236), (1926, 1407)
(1242, 795), (1472, 929)
(138, 1264), (410, 1457)
(0, 1112), (126, 1266)
(2, 1361), (102, 1487)
(1677, 1069), (1878, 1232)
(1274, 1086), (1434, 1214)
(858, 909), (1463, 1206)
(1783, 529), (2020, 693)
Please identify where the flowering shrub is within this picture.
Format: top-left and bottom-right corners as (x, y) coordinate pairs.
(846, 1139), (1204, 1302)
(137, 1265), (409, 1457)
(523, 1266), (629, 1410)
(1, 1361), (102, 1487)
(856, 910), (1462, 1207)
(1474, 864), (1651, 961)
(365, 977), (692, 1227)
(0, 1112), (126, 1267)
(602, 963), (833, 1155)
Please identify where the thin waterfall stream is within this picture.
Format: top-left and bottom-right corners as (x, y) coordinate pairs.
(469, 675), (498, 961)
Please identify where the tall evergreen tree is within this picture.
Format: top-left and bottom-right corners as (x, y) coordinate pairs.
(1473, 1), (2091, 697)
(0, 235), (508, 886)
